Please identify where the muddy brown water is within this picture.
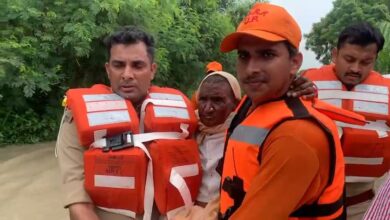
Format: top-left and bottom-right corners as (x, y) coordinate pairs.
(0, 142), (68, 220)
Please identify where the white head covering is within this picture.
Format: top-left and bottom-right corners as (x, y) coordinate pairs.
(197, 71), (241, 101)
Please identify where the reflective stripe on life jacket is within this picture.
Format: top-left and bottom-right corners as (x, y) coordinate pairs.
(220, 97), (348, 219)
(304, 65), (390, 181)
(66, 84), (202, 219)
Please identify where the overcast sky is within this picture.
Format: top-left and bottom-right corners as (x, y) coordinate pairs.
(270, 0), (335, 69)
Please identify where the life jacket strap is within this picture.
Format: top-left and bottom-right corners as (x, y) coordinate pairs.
(290, 194), (344, 218)
(90, 123), (190, 150)
(90, 123), (191, 220)
(166, 163), (200, 218)
(346, 189), (375, 207)
(336, 120), (389, 138)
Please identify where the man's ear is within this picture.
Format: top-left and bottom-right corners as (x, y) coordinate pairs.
(150, 63), (157, 80)
(105, 62), (111, 79)
(331, 48), (338, 64)
(290, 52), (303, 76)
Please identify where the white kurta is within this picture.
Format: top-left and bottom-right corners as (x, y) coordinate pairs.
(196, 132), (225, 203)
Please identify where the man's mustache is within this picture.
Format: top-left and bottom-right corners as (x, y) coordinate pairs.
(345, 71), (361, 77)
(242, 75), (268, 84)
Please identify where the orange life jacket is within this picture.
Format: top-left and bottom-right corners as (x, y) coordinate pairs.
(220, 97), (363, 220)
(304, 65), (390, 182)
(66, 84), (202, 219)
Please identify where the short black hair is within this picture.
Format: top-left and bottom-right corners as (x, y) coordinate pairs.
(337, 22), (384, 54)
(104, 26), (155, 61)
(283, 41), (298, 57)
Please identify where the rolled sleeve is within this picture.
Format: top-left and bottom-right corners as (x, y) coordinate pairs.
(56, 109), (92, 207)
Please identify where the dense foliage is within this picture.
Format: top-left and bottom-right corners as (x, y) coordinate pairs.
(0, 0), (263, 144)
(377, 21), (390, 74)
(305, 0), (390, 73)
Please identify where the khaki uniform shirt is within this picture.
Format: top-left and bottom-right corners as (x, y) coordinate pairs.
(56, 109), (146, 220)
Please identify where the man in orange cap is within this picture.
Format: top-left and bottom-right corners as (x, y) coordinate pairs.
(206, 61), (223, 74)
(218, 3), (362, 219)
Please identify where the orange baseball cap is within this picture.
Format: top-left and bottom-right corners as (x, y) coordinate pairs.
(220, 3), (301, 52)
(206, 61), (223, 73)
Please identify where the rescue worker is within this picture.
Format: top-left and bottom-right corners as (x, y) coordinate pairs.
(218, 3), (365, 219)
(206, 61), (223, 74)
(56, 26), (202, 220)
(303, 22), (389, 219)
(175, 70), (320, 220)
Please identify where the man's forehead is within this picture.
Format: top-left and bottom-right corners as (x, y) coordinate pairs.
(110, 42), (148, 55)
(109, 52), (150, 64)
(340, 42), (378, 52)
(110, 57), (146, 63)
(339, 43), (378, 58)
(237, 37), (282, 50)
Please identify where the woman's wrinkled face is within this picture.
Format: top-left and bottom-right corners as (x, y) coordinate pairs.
(198, 79), (238, 127)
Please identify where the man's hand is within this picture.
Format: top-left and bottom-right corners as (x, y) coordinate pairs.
(69, 203), (99, 220)
(287, 76), (317, 100)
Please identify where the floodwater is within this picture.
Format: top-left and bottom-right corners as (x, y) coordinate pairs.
(0, 142), (68, 220)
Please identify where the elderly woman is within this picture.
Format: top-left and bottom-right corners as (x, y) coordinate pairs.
(175, 71), (241, 220)
(196, 72), (241, 203)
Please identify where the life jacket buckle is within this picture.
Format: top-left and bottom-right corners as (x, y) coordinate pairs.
(103, 132), (134, 152)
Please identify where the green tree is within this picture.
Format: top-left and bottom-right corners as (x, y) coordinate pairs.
(0, 0), (257, 144)
(224, 0), (265, 26)
(377, 21), (390, 74)
(305, 0), (390, 73)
